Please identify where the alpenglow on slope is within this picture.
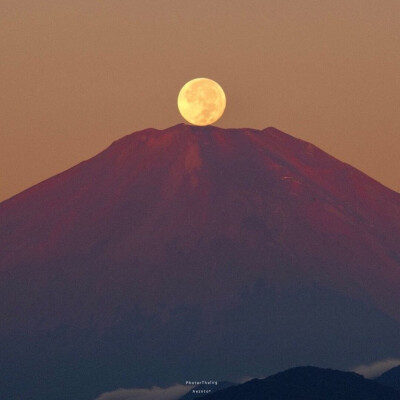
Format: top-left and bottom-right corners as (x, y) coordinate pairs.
(1, 124), (400, 400)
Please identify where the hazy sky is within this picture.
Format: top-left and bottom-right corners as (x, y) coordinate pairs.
(1, 0), (399, 201)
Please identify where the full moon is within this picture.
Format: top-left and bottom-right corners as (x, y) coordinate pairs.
(177, 78), (226, 126)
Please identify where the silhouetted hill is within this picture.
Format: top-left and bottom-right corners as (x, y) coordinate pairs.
(376, 365), (400, 391)
(1, 124), (400, 400)
(200, 367), (400, 400)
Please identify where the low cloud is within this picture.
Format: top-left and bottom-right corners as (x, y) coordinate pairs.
(236, 376), (259, 384)
(352, 358), (400, 378)
(95, 384), (193, 400)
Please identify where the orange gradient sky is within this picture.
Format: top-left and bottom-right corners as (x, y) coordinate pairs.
(1, 0), (399, 201)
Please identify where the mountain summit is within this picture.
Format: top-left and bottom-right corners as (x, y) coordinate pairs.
(1, 124), (400, 400)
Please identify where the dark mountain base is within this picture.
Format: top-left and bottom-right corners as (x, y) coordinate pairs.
(1, 284), (400, 400)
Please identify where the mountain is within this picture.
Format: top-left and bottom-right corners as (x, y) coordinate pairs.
(376, 365), (400, 391)
(1, 124), (400, 400)
(199, 366), (400, 400)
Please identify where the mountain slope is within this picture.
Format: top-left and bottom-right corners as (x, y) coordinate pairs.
(376, 365), (400, 391)
(0, 124), (400, 400)
(199, 367), (400, 400)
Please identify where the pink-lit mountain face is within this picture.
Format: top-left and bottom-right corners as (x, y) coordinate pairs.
(1, 124), (400, 400)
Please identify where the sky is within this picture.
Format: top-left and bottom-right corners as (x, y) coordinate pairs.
(1, 0), (399, 201)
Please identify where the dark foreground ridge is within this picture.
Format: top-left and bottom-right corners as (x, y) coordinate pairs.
(198, 367), (400, 400)
(376, 365), (400, 391)
(1, 124), (400, 400)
